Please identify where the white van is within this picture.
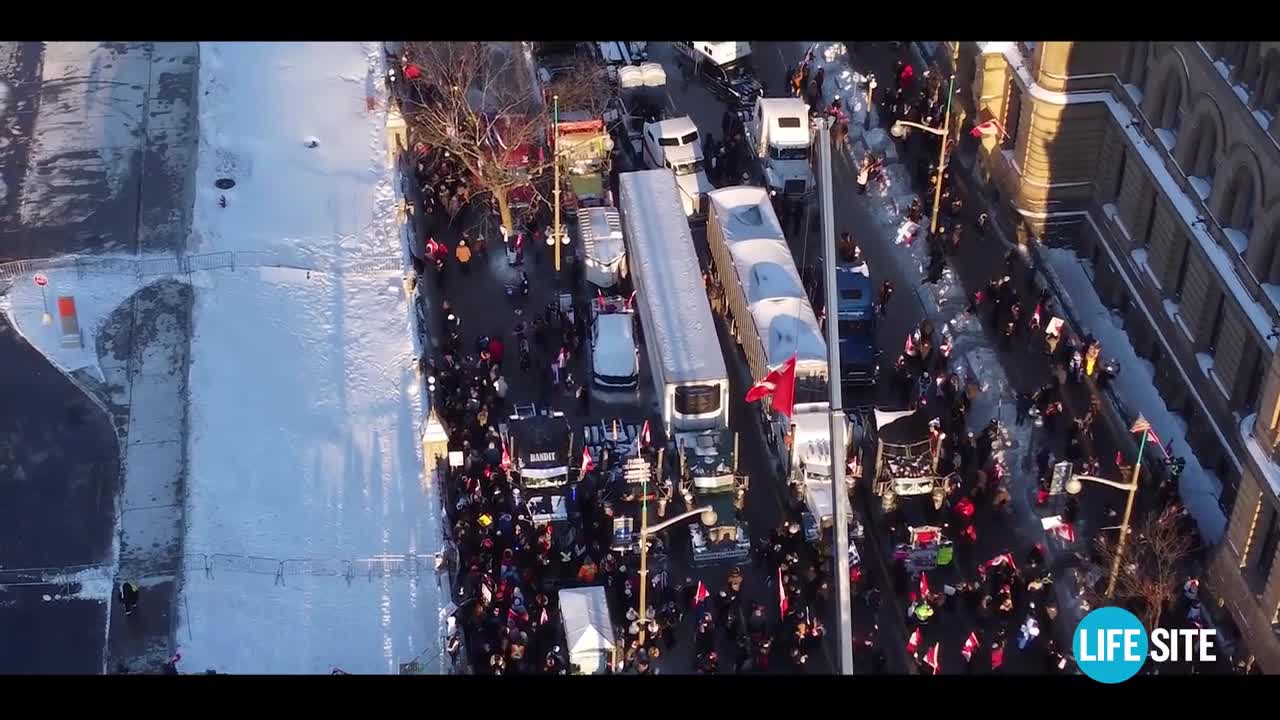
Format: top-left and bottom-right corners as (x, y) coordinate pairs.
(590, 300), (640, 390)
(642, 116), (714, 218)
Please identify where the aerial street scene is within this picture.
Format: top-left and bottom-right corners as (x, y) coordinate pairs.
(1, 40), (1279, 680)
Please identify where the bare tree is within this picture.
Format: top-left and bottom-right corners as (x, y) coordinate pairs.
(399, 41), (610, 232)
(1084, 511), (1195, 630)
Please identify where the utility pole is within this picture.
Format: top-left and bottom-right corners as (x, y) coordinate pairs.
(552, 94), (562, 273)
(1106, 429), (1146, 598)
(637, 447), (661, 645)
(929, 70), (956, 237)
(817, 115), (855, 675)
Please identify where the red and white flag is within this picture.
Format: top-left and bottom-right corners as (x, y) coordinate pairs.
(919, 572), (930, 598)
(1053, 522), (1076, 543)
(991, 643), (1005, 670)
(540, 607), (549, 625)
(777, 566), (789, 617)
(745, 355), (798, 418)
(693, 580), (710, 608)
(962, 632), (979, 662)
(597, 289), (607, 311)
(640, 419), (651, 448)
(501, 442), (513, 472)
(922, 643), (940, 674)
(1130, 414), (1163, 448)
(579, 446), (594, 477)
(907, 627), (922, 655)
(625, 289), (637, 311)
(970, 119), (1004, 139)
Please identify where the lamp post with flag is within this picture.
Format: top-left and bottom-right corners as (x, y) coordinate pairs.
(1063, 414), (1156, 598)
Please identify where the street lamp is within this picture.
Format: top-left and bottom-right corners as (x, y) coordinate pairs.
(1064, 457), (1144, 599)
(888, 72), (956, 238)
(635, 504), (716, 645)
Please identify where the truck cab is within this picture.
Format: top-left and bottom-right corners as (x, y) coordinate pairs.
(746, 97), (815, 198)
(834, 264), (879, 386)
(788, 404), (856, 539)
(677, 428), (750, 566)
(642, 116), (713, 218)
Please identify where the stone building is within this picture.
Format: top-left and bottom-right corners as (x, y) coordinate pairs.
(949, 40), (1280, 671)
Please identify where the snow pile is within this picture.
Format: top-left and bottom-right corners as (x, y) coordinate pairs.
(178, 42), (443, 674)
(1040, 245), (1227, 543)
(44, 565), (115, 602)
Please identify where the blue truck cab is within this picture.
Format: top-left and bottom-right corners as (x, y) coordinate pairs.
(835, 264), (879, 386)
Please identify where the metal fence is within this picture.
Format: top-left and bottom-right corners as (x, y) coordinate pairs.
(0, 250), (404, 282)
(184, 552), (438, 587)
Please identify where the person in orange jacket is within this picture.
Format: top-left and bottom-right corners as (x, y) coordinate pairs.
(455, 239), (472, 273)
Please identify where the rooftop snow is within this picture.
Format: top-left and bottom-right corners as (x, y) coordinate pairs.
(619, 170), (727, 384)
(750, 296), (826, 370)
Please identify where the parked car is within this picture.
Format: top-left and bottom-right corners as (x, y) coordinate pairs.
(590, 299), (640, 390)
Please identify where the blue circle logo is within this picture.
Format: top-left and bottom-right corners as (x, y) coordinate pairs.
(1073, 607), (1148, 683)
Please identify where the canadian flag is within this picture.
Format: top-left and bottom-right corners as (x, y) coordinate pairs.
(540, 607), (549, 625)
(970, 119), (1004, 139)
(919, 572), (930, 598)
(500, 442), (512, 473)
(634, 419), (651, 453)
(745, 355), (798, 419)
(907, 627), (922, 655)
(991, 643), (1005, 670)
(922, 643), (941, 674)
(625, 289), (637, 311)
(693, 580), (710, 608)
(597, 289), (607, 311)
(579, 446), (594, 477)
(962, 632), (979, 662)
(777, 567), (790, 617)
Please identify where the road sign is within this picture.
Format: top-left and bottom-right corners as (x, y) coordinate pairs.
(34, 273), (48, 287)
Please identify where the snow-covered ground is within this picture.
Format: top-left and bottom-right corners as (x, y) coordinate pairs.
(1040, 245), (1228, 543)
(174, 42), (442, 674)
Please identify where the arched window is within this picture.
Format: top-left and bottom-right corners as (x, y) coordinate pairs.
(1177, 99), (1222, 183)
(1216, 162), (1258, 256)
(1255, 50), (1280, 115)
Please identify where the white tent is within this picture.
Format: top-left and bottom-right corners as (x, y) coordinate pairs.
(559, 586), (616, 674)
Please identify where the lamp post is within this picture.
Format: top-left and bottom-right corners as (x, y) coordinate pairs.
(637, 504), (715, 646)
(889, 74), (952, 238)
(552, 94), (563, 273)
(1065, 438), (1145, 599)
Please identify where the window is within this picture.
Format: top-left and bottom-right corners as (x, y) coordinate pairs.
(1255, 508), (1280, 583)
(1208, 296), (1227, 354)
(675, 385), (721, 415)
(1243, 350), (1265, 413)
(658, 136), (680, 147)
(1142, 195), (1159, 248)
(839, 286), (864, 301)
(769, 145), (809, 161)
(1113, 149), (1128, 202)
(1003, 83), (1023, 152)
(777, 117), (802, 129)
(680, 131), (699, 145)
(671, 159), (705, 176)
(1173, 243), (1192, 300)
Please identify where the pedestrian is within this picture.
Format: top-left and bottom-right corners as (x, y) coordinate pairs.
(455, 239), (472, 274)
(856, 156), (871, 195)
(879, 280), (894, 317)
(549, 357), (560, 388)
(118, 581), (140, 616)
(814, 66), (826, 96)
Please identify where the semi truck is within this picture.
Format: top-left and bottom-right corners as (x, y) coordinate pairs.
(705, 185), (855, 507)
(742, 97), (815, 199)
(641, 116), (714, 219)
(618, 170), (730, 437)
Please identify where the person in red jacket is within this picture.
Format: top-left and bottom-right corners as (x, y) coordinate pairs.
(488, 336), (504, 368)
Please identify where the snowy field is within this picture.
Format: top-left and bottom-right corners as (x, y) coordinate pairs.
(177, 41), (443, 674)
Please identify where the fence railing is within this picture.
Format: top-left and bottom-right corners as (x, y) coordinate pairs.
(184, 552), (439, 587)
(0, 250), (404, 283)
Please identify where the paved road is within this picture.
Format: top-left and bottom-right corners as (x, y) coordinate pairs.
(0, 41), (200, 674)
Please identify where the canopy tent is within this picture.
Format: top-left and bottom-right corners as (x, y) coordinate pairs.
(559, 586), (616, 674)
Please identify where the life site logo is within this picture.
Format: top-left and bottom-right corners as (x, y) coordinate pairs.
(1073, 606), (1217, 683)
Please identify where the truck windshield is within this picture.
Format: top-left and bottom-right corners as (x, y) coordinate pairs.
(672, 159), (705, 176)
(659, 136), (681, 147)
(675, 385), (721, 415)
(839, 318), (874, 337)
(680, 130), (699, 145)
(769, 145), (809, 161)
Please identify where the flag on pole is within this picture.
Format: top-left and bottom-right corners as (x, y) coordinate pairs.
(777, 566), (789, 617)
(907, 627), (922, 655)
(991, 643), (1005, 670)
(919, 572), (930, 598)
(745, 355), (798, 418)
(923, 643), (940, 674)
(580, 446), (594, 477)
(597, 289), (606, 311)
(625, 289), (637, 311)
(969, 118), (1005, 139)
(693, 580), (710, 608)
(640, 419), (651, 448)
(501, 441), (513, 472)
(540, 607), (549, 625)
(962, 632), (979, 662)
(1129, 415), (1151, 435)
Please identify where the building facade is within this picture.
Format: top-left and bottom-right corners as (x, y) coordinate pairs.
(954, 40), (1280, 671)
